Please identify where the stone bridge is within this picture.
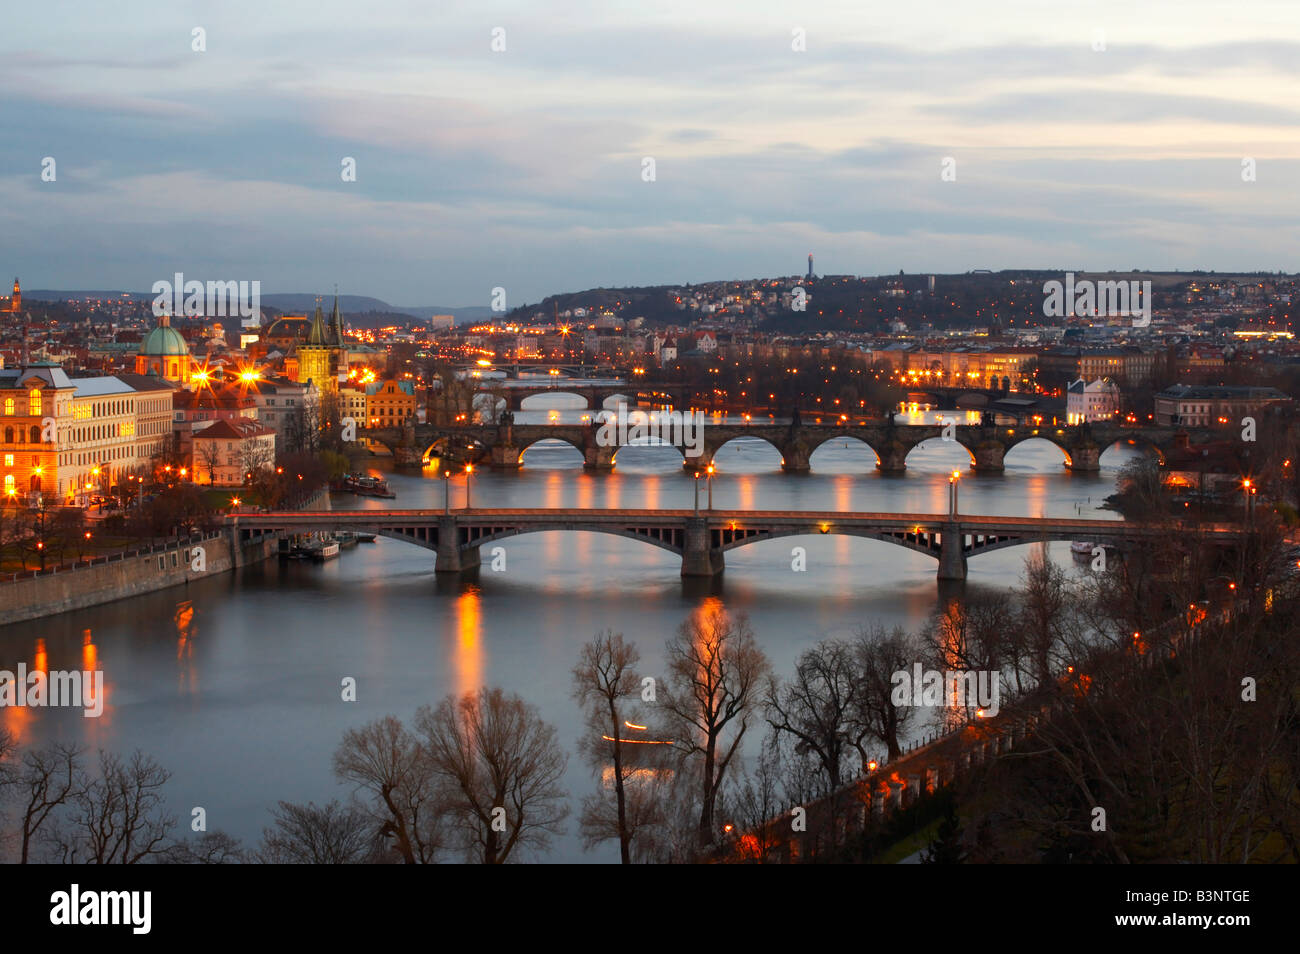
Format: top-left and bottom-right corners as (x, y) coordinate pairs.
(225, 508), (1239, 581)
(470, 382), (689, 411)
(362, 418), (1198, 474)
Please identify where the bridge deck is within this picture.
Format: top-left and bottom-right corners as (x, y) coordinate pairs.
(229, 508), (1237, 536)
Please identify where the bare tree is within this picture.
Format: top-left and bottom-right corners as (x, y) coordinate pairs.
(849, 624), (923, 761)
(571, 630), (667, 863)
(197, 440), (222, 486)
(722, 737), (785, 863)
(765, 639), (858, 791)
(660, 604), (771, 848)
(0, 742), (85, 863)
(332, 715), (447, 864)
(415, 687), (569, 864)
(59, 750), (175, 864)
(164, 830), (246, 864)
(255, 800), (378, 864)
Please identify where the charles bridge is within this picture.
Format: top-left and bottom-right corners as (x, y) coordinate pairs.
(360, 416), (1203, 474)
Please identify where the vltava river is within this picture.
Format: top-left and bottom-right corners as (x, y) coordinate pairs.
(0, 401), (1142, 862)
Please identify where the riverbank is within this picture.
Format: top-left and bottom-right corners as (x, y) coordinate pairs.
(0, 487), (331, 627)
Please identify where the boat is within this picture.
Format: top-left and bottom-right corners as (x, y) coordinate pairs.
(335, 473), (397, 498)
(311, 540), (341, 561)
(1070, 540), (1095, 555)
(356, 533), (377, 543)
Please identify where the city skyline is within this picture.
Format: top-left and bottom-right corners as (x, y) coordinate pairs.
(4, 1), (1300, 306)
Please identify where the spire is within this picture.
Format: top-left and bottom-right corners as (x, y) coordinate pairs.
(330, 292), (344, 346)
(306, 298), (327, 346)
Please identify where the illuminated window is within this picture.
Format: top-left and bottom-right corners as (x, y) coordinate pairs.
(3, 455), (10, 466)
(3, 398), (12, 415)
(3, 475), (12, 492)
(29, 389), (41, 415)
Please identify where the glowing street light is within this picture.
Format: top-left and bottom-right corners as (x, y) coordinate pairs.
(464, 463), (474, 509)
(706, 463), (715, 510)
(949, 469), (961, 517)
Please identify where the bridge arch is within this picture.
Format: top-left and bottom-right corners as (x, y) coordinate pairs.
(805, 433), (881, 469)
(903, 436), (977, 468)
(517, 390), (594, 411)
(718, 526), (941, 559)
(709, 434), (784, 469)
(459, 525), (684, 556)
(1003, 435), (1074, 469)
(1099, 436), (1166, 466)
(610, 439), (687, 468)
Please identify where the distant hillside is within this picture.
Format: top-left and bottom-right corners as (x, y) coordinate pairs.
(391, 305), (493, 323)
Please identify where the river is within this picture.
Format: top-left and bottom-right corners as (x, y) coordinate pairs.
(0, 400), (1144, 862)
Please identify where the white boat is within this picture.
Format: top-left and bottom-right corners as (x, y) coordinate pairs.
(312, 541), (340, 561)
(1070, 540), (1095, 555)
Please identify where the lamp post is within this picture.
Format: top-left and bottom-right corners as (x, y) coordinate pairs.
(706, 463), (715, 510)
(443, 470), (452, 514)
(949, 469), (960, 518)
(693, 471), (701, 514)
(1243, 479), (1252, 523)
(464, 464), (474, 509)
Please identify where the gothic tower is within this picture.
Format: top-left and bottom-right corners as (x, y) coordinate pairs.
(297, 300), (334, 392)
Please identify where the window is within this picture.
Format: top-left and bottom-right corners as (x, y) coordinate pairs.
(3, 455), (10, 466)
(3, 398), (11, 415)
(29, 390), (41, 416)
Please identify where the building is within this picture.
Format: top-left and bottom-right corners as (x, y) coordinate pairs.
(248, 375), (318, 440)
(1066, 378), (1121, 424)
(365, 378), (416, 429)
(1, 365), (175, 505)
(1154, 384), (1293, 427)
(134, 313), (193, 385)
(191, 418), (276, 486)
(296, 297), (348, 393)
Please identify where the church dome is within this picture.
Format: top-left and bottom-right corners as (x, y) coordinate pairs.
(140, 318), (190, 357)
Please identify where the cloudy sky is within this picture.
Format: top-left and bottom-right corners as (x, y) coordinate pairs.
(3, 0), (1299, 307)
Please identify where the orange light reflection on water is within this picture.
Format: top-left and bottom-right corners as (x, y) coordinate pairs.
(455, 586), (483, 696)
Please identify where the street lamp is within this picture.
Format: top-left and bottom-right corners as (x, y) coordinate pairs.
(1243, 478), (1252, 522)
(464, 464), (474, 509)
(949, 469), (961, 517)
(443, 469), (452, 514)
(693, 471), (701, 514)
(706, 463), (715, 510)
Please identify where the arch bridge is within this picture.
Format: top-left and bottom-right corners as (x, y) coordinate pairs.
(226, 508), (1239, 582)
(363, 417), (1194, 473)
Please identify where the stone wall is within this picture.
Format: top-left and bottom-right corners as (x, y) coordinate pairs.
(0, 532), (280, 627)
(0, 485), (331, 627)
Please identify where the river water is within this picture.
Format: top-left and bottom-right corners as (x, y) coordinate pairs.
(0, 400), (1143, 862)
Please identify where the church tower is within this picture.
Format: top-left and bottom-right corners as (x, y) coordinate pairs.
(328, 294), (348, 382)
(297, 300), (335, 392)
(9, 278), (18, 313)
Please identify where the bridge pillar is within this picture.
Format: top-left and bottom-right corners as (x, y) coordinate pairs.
(875, 441), (909, 473)
(681, 517), (724, 577)
(937, 523), (967, 581)
(780, 440), (811, 473)
(584, 443), (617, 471)
(393, 446), (423, 468)
(971, 440), (1005, 473)
(434, 516), (479, 574)
(1067, 444), (1101, 472)
(488, 443), (523, 469)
